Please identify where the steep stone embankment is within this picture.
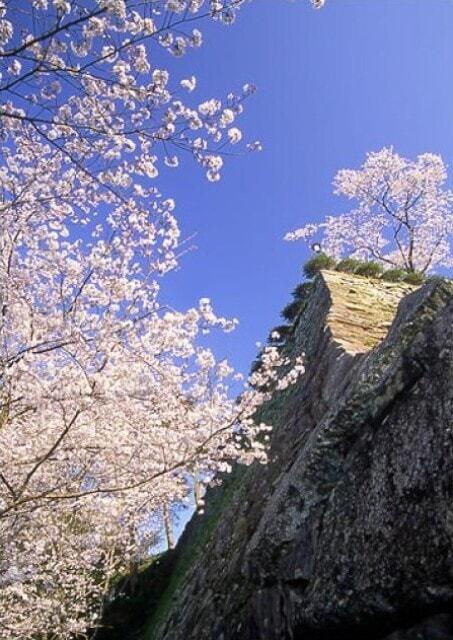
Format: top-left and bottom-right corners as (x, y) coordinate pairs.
(142, 271), (453, 640)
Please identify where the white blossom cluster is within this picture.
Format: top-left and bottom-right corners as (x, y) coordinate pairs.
(0, 1), (310, 637)
(0, 117), (306, 638)
(0, 0), (263, 187)
(286, 148), (453, 273)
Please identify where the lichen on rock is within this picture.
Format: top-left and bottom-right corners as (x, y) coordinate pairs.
(105, 271), (453, 640)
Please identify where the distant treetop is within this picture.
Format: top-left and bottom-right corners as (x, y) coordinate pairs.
(286, 148), (453, 274)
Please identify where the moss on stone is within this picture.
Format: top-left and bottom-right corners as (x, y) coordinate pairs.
(145, 465), (248, 639)
(100, 270), (452, 640)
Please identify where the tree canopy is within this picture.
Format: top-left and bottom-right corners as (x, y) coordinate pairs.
(286, 148), (453, 273)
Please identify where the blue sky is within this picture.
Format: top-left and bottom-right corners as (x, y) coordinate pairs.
(158, 0), (453, 375)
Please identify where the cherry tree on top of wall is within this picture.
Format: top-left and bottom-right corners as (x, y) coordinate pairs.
(286, 148), (453, 273)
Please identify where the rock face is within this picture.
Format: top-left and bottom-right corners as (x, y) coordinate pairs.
(148, 271), (453, 640)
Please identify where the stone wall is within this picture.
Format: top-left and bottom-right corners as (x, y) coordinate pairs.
(144, 272), (453, 640)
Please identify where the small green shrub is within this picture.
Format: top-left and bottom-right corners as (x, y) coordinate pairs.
(292, 282), (313, 301)
(335, 258), (363, 273)
(281, 299), (303, 322)
(268, 325), (291, 344)
(303, 253), (337, 279)
(381, 269), (406, 282)
(249, 351), (264, 375)
(354, 261), (384, 278)
(402, 271), (425, 285)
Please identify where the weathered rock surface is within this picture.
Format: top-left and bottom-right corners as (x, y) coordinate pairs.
(146, 272), (453, 640)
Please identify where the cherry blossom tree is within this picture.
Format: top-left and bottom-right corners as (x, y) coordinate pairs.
(286, 148), (453, 273)
(0, 1), (309, 637)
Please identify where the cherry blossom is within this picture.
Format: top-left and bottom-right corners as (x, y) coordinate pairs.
(0, 1), (310, 637)
(286, 148), (453, 273)
(0, 123), (305, 638)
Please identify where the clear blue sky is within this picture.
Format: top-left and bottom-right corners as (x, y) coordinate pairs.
(158, 0), (453, 375)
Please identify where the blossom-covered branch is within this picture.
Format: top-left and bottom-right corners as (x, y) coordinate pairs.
(286, 148), (453, 273)
(0, 1), (312, 637)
